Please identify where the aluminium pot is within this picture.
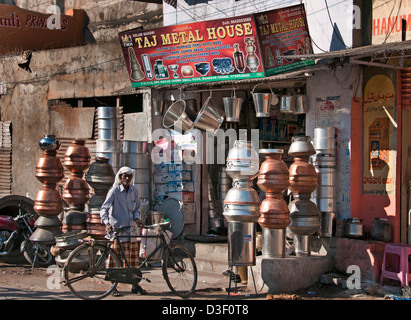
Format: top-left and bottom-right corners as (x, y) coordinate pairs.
(345, 217), (364, 239)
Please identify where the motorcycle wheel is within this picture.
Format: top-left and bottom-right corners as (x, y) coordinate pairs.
(21, 240), (53, 267)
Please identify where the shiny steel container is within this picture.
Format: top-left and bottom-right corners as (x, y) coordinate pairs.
(251, 83), (273, 117)
(163, 100), (195, 132)
(225, 140), (259, 180)
(313, 126), (336, 155)
(228, 221), (256, 266)
(193, 96), (225, 131)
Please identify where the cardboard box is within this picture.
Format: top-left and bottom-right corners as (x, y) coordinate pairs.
(153, 172), (168, 184)
(168, 163), (192, 171)
(168, 181), (194, 192)
(154, 164), (168, 173)
(183, 203), (195, 224)
(168, 170), (192, 182)
(168, 191), (194, 203)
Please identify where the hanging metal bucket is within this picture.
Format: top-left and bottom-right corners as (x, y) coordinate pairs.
(152, 99), (164, 116)
(193, 93), (225, 131)
(251, 83), (273, 117)
(280, 94), (295, 113)
(162, 99), (195, 132)
(294, 94), (307, 114)
(223, 88), (243, 122)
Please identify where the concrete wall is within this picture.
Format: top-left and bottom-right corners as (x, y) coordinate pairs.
(306, 65), (360, 220)
(0, 1), (164, 199)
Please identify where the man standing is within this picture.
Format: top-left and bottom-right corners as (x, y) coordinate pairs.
(100, 166), (147, 295)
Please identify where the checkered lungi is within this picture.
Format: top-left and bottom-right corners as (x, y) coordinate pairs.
(108, 241), (140, 268)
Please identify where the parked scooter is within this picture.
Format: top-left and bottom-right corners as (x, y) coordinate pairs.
(0, 200), (53, 267)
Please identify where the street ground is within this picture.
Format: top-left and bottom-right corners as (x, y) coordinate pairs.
(0, 254), (403, 302)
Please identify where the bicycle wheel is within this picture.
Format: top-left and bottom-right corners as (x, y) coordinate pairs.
(63, 243), (122, 300)
(162, 244), (197, 297)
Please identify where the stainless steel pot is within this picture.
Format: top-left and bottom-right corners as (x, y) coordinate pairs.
(225, 140), (259, 180)
(345, 217), (364, 239)
(162, 100), (195, 132)
(193, 95), (225, 131)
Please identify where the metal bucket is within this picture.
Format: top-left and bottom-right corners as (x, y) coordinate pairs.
(294, 94), (307, 114)
(228, 221), (256, 266)
(162, 100), (195, 132)
(152, 99), (164, 116)
(321, 212), (335, 237)
(251, 83), (273, 117)
(223, 90), (243, 122)
(280, 94), (296, 113)
(313, 126), (336, 155)
(193, 95), (225, 131)
(97, 106), (119, 119)
(147, 211), (164, 224)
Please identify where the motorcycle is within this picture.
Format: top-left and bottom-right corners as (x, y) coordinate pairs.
(0, 200), (53, 267)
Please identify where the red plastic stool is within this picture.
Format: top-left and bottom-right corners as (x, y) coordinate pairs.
(380, 243), (411, 286)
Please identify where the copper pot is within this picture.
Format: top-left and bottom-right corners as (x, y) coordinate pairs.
(63, 176), (90, 206)
(288, 159), (317, 195)
(34, 188), (63, 216)
(257, 149), (290, 229)
(85, 156), (115, 191)
(35, 153), (65, 184)
(64, 139), (91, 173)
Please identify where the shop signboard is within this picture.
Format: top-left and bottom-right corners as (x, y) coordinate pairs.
(118, 4), (313, 87)
(119, 14), (265, 87)
(255, 4), (314, 76)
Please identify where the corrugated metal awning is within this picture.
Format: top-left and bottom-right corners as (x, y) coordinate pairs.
(279, 40), (411, 69)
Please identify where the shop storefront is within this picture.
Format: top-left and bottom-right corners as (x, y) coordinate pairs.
(117, 4), (326, 239)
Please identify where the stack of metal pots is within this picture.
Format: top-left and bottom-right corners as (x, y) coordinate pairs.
(257, 149), (290, 258)
(62, 139), (91, 233)
(287, 136), (320, 256)
(123, 140), (150, 217)
(96, 106), (122, 174)
(218, 167), (231, 213)
(30, 135), (64, 244)
(223, 140), (260, 267)
(311, 126), (336, 237)
(85, 156), (115, 239)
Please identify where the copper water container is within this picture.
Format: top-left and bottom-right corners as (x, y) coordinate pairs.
(85, 157), (115, 239)
(257, 149), (290, 258)
(257, 149), (290, 229)
(287, 136), (320, 256)
(62, 139), (91, 232)
(30, 135), (64, 244)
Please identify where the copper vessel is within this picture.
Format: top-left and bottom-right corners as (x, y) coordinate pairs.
(287, 136), (320, 256)
(85, 156), (114, 239)
(30, 135), (64, 244)
(63, 139), (91, 173)
(62, 139), (91, 232)
(257, 149), (290, 229)
(62, 175), (90, 206)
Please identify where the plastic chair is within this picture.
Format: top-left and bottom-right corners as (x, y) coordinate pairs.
(380, 243), (411, 286)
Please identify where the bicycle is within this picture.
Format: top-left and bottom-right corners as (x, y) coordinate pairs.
(62, 220), (197, 300)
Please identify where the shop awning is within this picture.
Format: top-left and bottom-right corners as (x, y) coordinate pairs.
(279, 40), (411, 70)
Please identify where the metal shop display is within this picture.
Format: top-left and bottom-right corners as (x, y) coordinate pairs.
(287, 136), (320, 256)
(96, 106), (122, 173)
(257, 149), (290, 258)
(223, 140), (260, 266)
(85, 156), (115, 239)
(62, 139), (91, 233)
(30, 135), (64, 244)
(311, 126), (336, 237)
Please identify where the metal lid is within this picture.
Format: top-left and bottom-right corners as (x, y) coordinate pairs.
(158, 197), (185, 239)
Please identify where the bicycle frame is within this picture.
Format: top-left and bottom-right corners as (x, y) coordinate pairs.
(111, 226), (172, 270)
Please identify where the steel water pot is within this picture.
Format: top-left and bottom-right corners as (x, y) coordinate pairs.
(345, 217), (364, 239)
